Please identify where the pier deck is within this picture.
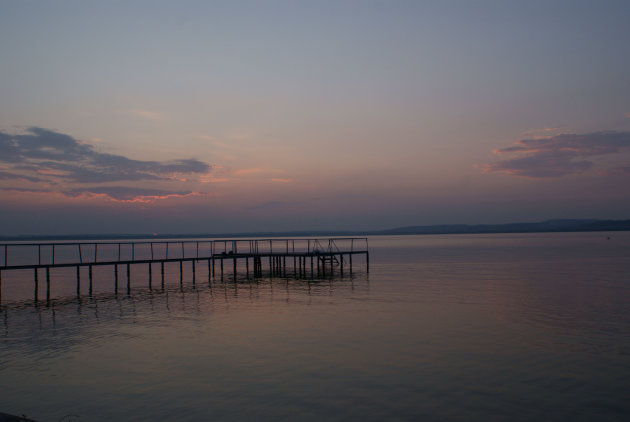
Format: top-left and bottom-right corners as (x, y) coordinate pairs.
(0, 237), (369, 303)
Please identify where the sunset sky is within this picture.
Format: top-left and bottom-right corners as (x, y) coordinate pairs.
(1, 1), (630, 236)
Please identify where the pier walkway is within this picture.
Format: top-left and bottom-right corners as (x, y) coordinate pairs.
(0, 237), (369, 303)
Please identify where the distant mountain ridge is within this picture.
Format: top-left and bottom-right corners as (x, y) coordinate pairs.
(371, 219), (630, 235)
(1, 219), (629, 241)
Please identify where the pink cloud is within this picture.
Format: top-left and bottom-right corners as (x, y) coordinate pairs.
(2, 186), (208, 203)
(67, 189), (206, 203)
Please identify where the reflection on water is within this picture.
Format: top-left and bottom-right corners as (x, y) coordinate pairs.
(1, 233), (630, 421)
(1, 277), (369, 357)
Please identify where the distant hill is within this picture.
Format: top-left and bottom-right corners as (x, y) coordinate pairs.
(1, 219), (629, 241)
(371, 219), (630, 235)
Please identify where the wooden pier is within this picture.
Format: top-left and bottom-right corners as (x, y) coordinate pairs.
(0, 237), (369, 304)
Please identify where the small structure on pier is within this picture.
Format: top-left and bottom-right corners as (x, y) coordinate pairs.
(0, 237), (369, 304)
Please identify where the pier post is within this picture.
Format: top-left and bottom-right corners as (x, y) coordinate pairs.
(34, 269), (38, 303)
(349, 254), (353, 274)
(366, 252), (370, 273)
(208, 259), (212, 282)
(246, 257), (249, 278)
(127, 263), (131, 293)
(76, 266), (81, 297)
(0, 270), (2, 305)
(340, 253), (344, 275)
(46, 267), (50, 303)
(179, 261), (183, 285)
(34, 268), (38, 302)
(89, 265), (93, 296)
(220, 258), (224, 280)
(161, 262), (165, 288)
(192, 260), (196, 284)
(233, 257), (237, 280)
(149, 263), (152, 288)
(115, 264), (118, 293)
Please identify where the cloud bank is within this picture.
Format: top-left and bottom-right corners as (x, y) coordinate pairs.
(484, 131), (630, 178)
(0, 127), (212, 202)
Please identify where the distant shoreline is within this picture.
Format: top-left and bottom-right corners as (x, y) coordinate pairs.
(1, 219), (629, 242)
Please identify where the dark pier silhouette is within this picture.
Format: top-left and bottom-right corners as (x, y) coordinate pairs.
(0, 237), (369, 304)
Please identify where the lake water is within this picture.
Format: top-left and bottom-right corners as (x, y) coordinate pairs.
(1, 232), (629, 421)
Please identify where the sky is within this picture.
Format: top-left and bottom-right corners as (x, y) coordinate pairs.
(1, 0), (630, 236)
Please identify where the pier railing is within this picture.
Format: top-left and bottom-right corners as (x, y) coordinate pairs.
(0, 237), (368, 269)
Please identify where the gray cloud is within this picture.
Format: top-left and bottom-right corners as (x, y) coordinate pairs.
(0, 127), (213, 202)
(0, 127), (211, 183)
(0, 170), (43, 183)
(1, 187), (53, 193)
(484, 131), (630, 178)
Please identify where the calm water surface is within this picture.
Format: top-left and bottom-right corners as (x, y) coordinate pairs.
(1, 233), (629, 421)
